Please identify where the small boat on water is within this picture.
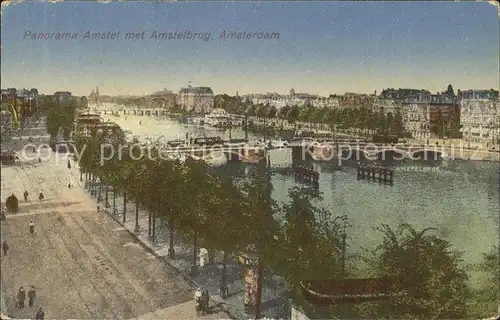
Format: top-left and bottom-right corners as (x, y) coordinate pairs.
(167, 139), (186, 147)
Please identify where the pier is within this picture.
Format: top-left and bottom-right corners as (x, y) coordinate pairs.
(356, 165), (394, 185)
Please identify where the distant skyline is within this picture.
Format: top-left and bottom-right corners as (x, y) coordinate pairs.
(1, 1), (499, 96)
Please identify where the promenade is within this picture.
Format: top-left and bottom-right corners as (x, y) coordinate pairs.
(67, 165), (290, 320)
(1, 135), (229, 319)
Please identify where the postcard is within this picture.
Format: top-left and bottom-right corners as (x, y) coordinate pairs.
(1, 1), (499, 319)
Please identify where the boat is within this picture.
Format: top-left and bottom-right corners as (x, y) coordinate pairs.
(204, 108), (231, 127)
(192, 136), (224, 146)
(167, 139), (186, 147)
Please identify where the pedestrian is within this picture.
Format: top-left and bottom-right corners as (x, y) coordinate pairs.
(38, 190), (44, 201)
(29, 220), (35, 234)
(68, 182), (72, 189)
(35, 306), (45, 320)
(24, 190), (29, 202)
(17, 287), (25, 308)
(2, 241), (8, 256)
(97, 205), (101, 212)
(28, 286), (36, 307)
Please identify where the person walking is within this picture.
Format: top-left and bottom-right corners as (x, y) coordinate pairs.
(2, 241), (8, 256)
(24, 190), (29, 202)
(35, 306), (45, 320)
(29, 220), (35, 234)
(28, 286), (36, 307)
(17, 287), (26, 309)
(38, 190), (44, 201)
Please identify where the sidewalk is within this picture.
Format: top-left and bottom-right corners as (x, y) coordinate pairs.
(69, 167), (289, 320)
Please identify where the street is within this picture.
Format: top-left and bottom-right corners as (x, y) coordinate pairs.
(1, 149), (229, 319)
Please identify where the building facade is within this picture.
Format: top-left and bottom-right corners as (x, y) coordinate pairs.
(0, 110), (13, 140)
(245, 89), (318, 109)
(177, 86), (214, 113)
(459, 89), (499, 147)
(372, 98), (400, 115)
(401, 92), (459, 142)
(1, 88), (39, 121)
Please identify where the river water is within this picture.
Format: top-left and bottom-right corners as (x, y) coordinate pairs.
(102, 112), (499, 287)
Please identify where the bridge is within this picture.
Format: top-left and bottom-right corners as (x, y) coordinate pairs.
(135, 142), (267, 163)
(129, 139), (461, 163)
(94, 108), (167, 116)
(303, 141), (453, 161)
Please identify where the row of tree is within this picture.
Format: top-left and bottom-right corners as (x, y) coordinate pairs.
(211, 95), (406, 137)
(71, 126), (498, 319)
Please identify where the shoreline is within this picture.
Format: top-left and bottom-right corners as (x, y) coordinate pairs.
(95, 108), (500, 163)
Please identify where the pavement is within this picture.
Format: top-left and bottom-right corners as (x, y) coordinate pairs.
(71, 171), (290, 320)
(1, 126), (230, 319)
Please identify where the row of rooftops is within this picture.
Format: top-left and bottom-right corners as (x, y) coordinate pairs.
(381, 88), (499, 102)
(179, 86), (213, 95)
(1, 88), (39, 98)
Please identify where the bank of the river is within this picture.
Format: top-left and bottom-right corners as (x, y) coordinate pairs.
(101, 113), (499, 288)
(96, 104), (499, 162)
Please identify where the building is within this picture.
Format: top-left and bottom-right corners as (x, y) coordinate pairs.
(311, 95), (341, 109)
(380, 88), (431, 100)
(54, 91), (74, 103)
(458, 89), (499, 147)
(1, 88), (39, 120)
(372, 97), (401, 116)
(76, 112), (103, 136)
(17, 88), (38, 115)
(0, 110), (13, 140)
(177, 85), (214, 113)
(244, 89), (318, 109)
(401, 91), (460, 142)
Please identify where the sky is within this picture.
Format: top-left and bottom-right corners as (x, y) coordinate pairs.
(1, 1), (499, 97)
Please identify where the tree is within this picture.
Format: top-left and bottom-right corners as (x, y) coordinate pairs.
(277, 187), (345, 285)
(154, 158), (187, 256)
(286, 105), (300, 129)
(240, 168), (280, 319)
(367, 223), (470, 319)
(391, 108), (404, 137)
(200, 176), (246, 298)
(45, 99), (77, 140)
(177, 159), (217, 275)
(468, 245), (499, 318)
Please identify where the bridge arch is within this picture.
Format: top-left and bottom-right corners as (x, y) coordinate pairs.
(376, 149), (407, 161)
(339, 147), (367, 162)
(411, 150), (443, 161)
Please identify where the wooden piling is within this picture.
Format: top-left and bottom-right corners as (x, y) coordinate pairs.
(356, 164), (394, 185)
